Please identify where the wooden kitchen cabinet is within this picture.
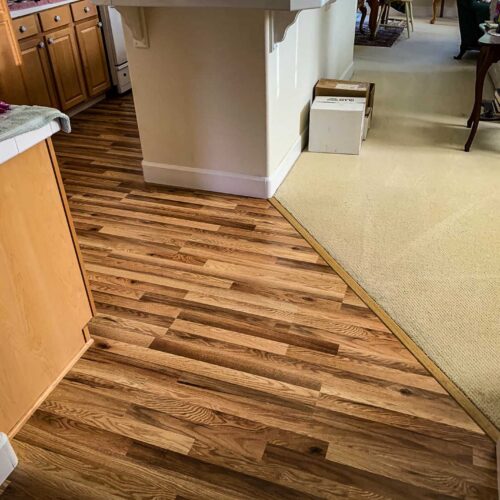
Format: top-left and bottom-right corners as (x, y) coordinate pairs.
(76, 18), (110, 97)
(46, 26), (87, 110)
(1, 0), (111, 111)
(19, 36), (59, 108)
(0, 139), (94, 437)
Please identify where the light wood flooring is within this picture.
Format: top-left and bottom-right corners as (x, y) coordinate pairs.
(1, 94), (497, 499)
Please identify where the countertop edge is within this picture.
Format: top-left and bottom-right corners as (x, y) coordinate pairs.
(91, 0), (331, 11)
(0, 121), (60, 165)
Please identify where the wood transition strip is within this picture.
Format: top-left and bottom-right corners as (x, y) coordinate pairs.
(270, 197), (499, 443)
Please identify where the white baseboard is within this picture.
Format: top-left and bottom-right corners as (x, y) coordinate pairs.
(339, 61), (355, 81)
(142, 129), (307, 199)
(0, 434), (17, 485)
(267, 129), (307, 197)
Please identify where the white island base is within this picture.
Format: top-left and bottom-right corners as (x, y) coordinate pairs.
(95, 0), (356, 197)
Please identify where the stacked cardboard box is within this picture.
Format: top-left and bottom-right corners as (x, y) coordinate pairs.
(309, 79), (376, 155)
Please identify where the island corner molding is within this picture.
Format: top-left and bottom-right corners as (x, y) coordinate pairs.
(115, 6), (149, 48)
(93, 0), (334, 50)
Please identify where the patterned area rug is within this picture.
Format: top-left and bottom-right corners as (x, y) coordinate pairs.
(355, 20), (405, 47)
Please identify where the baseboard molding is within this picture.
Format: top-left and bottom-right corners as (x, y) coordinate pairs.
(267, 129), (308, 197)
(143, 129), (307, 199)
(339, 61), (355, 81)
(270, 197), (499, 443)
(67, 94), (106, 118)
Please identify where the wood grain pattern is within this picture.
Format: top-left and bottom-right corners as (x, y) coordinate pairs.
(0, 141), (92, 436)
(2, 94), (497, 499)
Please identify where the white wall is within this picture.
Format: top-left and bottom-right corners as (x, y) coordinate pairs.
(126, 8), (268, 177)
(265, 0), (356, 178)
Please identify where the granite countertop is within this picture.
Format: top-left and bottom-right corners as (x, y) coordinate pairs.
(9, 0), (78, 19)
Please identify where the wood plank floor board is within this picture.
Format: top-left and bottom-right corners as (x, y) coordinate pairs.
(2, 94), (496, 499)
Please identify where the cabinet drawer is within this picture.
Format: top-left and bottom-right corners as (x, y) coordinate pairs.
(71, 0), (97, 22)
(12, 15), (39, 40)
(39, 4), (71, 31)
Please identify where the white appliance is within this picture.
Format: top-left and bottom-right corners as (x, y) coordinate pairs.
(99, 6), (131, 94)
(0, 433), (17, 486)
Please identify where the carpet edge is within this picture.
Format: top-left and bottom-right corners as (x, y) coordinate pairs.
(270, 196), (499, 443)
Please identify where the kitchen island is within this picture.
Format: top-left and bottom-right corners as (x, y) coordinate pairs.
(94, 0), (356, 197)
(0, 111), (94, 437)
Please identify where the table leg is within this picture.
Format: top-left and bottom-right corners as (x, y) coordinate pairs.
(465, 47), (492, 152)
(368, 0), (379, 39)
(439, 0), (445, 17)
(467, 47), (487, 128)
(359, 1), (368, 32)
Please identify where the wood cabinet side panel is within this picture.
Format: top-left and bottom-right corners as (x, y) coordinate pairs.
(0, 141), (92, 435)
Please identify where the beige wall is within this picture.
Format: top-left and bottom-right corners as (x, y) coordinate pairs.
(265, 0), (356, 175)
(127, 8), (268, 177)
(124, 4), (356, 195)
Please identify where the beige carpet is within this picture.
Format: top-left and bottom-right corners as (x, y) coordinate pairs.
(275, 19), (500, 434)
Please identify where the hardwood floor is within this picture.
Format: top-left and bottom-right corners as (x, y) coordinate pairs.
(2, 94), (497, 499)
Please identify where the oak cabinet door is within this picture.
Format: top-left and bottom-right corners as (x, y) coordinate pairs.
(19, 36), (59, 108)
(46, 26), (87, 110)
(75, 18), (110, 97)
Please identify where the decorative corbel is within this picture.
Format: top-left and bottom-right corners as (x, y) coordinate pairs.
(115, 6), (149, 49)
(268, 10), (301, 53)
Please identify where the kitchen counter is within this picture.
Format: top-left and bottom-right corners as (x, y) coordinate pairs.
(93, 0), (332, 10)
(0, 120), (60, 163)
(9, 0), (77, 18)
(0, 105), (70, 163)
(92, 0), (355, 198)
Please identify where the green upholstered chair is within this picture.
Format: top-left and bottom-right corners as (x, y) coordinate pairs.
(455, 0), (491, 59)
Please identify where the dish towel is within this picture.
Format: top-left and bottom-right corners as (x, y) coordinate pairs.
(0, 105), (70, 143)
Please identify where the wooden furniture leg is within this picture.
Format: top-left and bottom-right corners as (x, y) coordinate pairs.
(405, 2), (411, 37)
(358, 0), (368, 33)
(430, 0), (439, 23)
(465, 46), (491, 151)
(368, 0), (379, 39)
(439, 0), (445, 17)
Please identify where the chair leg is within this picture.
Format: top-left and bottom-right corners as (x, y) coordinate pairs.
(409, 2), (414, 31)
(405, 3), (410, 37)
(430, 0), (438, 23)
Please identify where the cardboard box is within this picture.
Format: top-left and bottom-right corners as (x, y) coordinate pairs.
(309, 96), (366, 155)
(315, 79), (376, 119)
(315, 79), (370, 100)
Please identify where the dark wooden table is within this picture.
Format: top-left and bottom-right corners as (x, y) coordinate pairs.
(465, 32), (500, 152)
(358, 0), (380, 39)
(368, 0), (379, 39)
